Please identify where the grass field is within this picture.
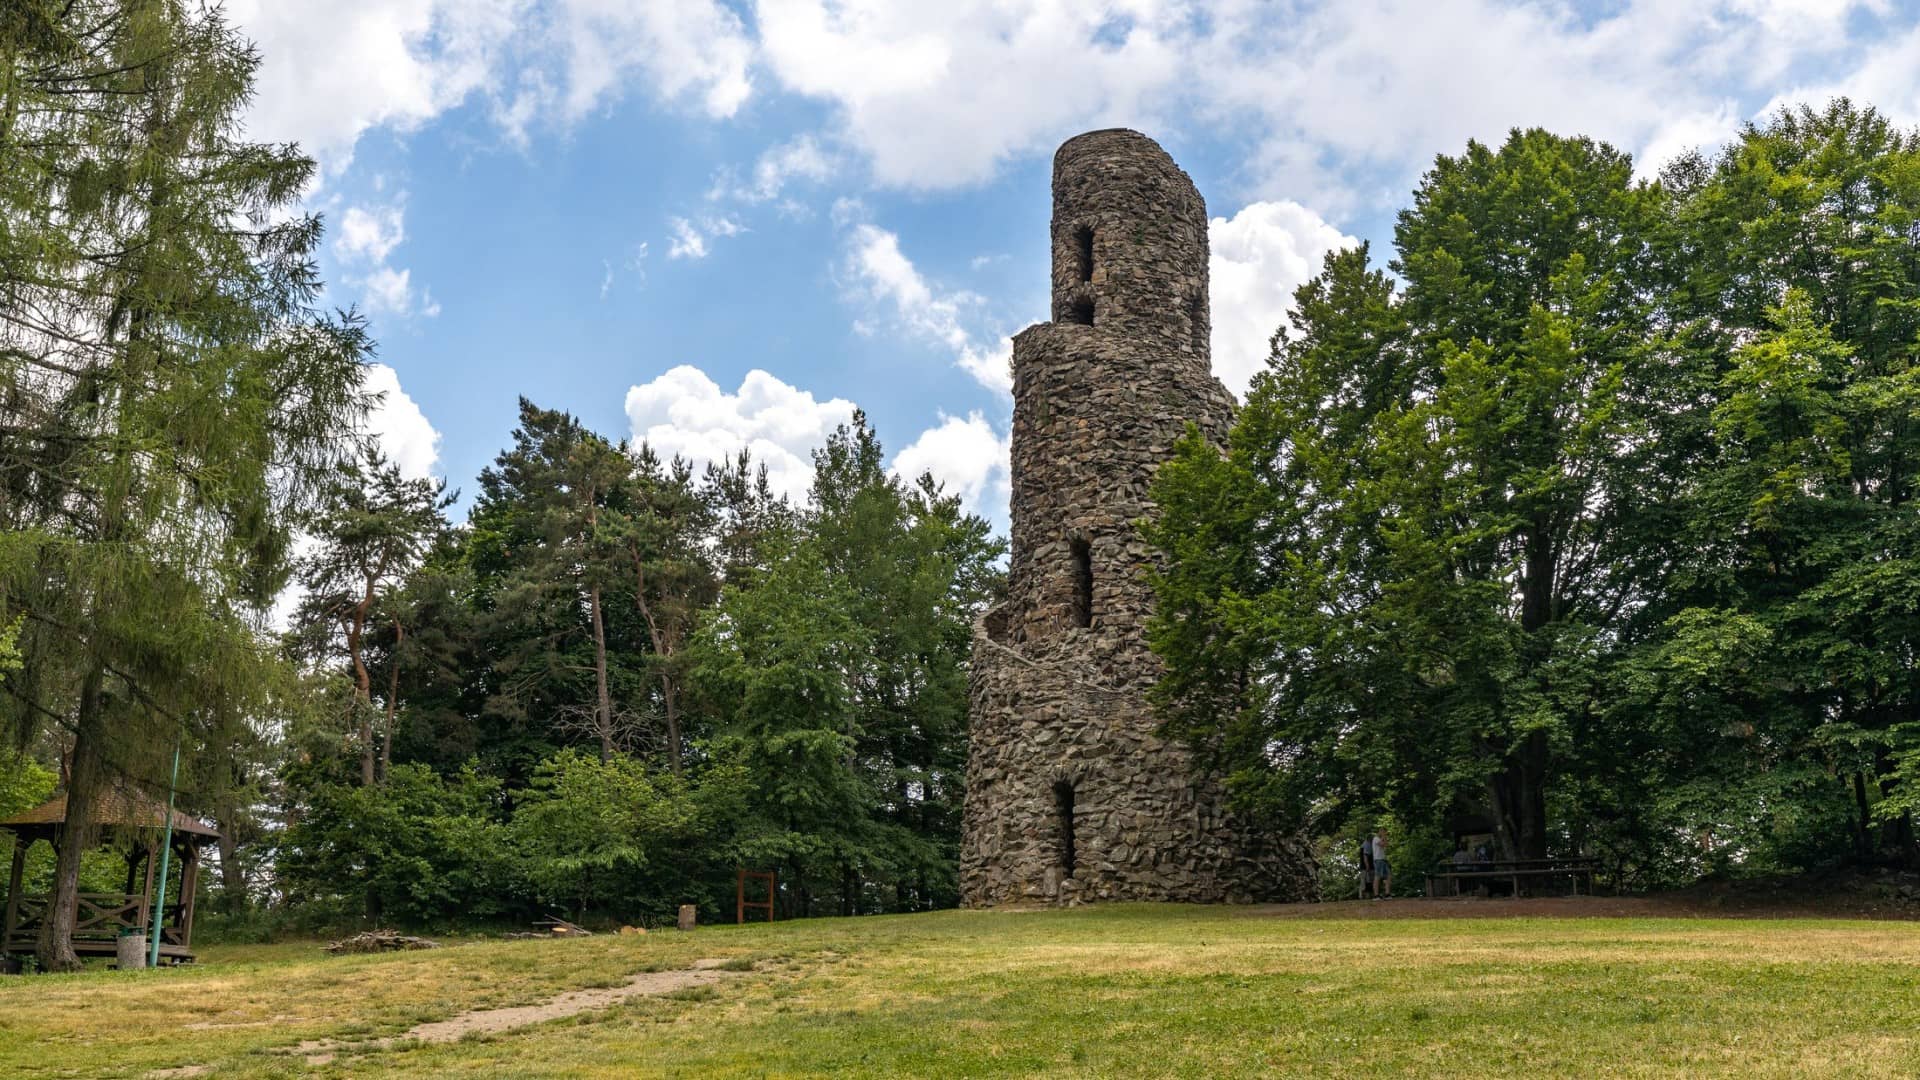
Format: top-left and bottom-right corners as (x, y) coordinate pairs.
(4, 899), (1919, 1078)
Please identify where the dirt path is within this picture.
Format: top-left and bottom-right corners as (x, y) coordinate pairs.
(292, 958), (746, 1065)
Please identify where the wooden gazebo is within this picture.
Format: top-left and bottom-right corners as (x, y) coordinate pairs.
(1, 787), (219, 965)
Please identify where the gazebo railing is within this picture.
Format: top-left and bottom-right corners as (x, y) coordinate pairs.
(6, 892), (193, 948)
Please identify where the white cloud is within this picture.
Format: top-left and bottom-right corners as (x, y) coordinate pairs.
(336, 203), (407, 263)
(842, 221), (1016, 394)
(1763, 20), (1920, 125)
(712, 135), (840, 204)
(891, 411), (1011, 523)
(363, 362), (444, 480)
(666, 215), (745, 260)
(740, 0), (1905, 205)
(1208, 201), (1357, 396)
(624, 365), (858, 503)
(225, 0), (520, 173)
(543, 0), (754, 122)
(354, 265), (439, 319)
(667, 218), (709, 260)
(333, 197), (437, 318)
(226, 0), (755, 174)
(755, 0), (1187, 189)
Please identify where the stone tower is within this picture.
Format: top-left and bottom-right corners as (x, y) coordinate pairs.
(959, 129), (1313, 906)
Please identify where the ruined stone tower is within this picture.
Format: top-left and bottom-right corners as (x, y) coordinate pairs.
(959, 130), (1313, 906)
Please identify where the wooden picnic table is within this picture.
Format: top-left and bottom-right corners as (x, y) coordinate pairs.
(1424, 857), (1597, 898)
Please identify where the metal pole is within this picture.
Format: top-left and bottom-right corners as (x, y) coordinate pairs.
(148, 741), (180, 969)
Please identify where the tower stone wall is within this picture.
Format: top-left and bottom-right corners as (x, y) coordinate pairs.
(959, 130), (1315, 906)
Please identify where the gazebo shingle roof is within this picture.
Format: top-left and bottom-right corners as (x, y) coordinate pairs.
(0, 787), (219, 839)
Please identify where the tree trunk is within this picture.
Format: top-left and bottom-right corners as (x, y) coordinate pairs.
(347, 594), (374, 785)
(1854, 771), (1874, 857)
(380, 617), (404, 784)
(629, 548), (684, 774)
(1488, 728), (1550, 861)
(661, 676), (683, 776)
(38, 667), (104, 973)
(216, 821), (245, 911)
(588, 582), (612, 762)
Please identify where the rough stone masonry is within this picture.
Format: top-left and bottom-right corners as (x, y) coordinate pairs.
(959, 129), (1316, 906)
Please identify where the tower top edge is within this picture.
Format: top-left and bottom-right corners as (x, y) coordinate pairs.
(1053, 128), (1178, 167)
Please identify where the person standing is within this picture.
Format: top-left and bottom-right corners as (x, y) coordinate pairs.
(1357, 834), (1374, 899)
(1371, 830), (1391, 899)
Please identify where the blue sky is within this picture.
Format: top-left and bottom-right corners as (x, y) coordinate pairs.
(224, 0), (1920, 530)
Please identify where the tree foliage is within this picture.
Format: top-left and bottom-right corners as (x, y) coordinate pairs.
(1148, 104), (1920, 883)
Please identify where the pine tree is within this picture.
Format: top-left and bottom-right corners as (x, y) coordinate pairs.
(294, 445), (451, 786)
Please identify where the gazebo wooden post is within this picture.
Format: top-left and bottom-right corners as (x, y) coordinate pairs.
(3, 841), (24, 949)
(177, 842), (199, 948)
(137, 839), (158, 934)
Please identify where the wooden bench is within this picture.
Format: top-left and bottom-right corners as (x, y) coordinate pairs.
(1425, 858), (1597, 898)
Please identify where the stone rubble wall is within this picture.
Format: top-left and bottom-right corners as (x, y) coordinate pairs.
(959, 128), (1317, 907)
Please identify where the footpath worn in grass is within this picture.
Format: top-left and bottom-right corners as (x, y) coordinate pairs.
(3, 901), (1918, 1077)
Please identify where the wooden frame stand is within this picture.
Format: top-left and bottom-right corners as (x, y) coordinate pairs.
(736, 868), (776, 924)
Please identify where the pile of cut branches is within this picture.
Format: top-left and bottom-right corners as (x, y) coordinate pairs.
(324, 929), (441, 954)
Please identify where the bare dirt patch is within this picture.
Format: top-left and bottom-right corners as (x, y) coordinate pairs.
(294, 957), (747, 1064)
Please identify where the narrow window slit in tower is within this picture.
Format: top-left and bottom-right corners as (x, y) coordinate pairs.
(1067, 297), (1095, 325)
(1188, 290), (1206, 354)
(1070, 536), (1093, 629)
(1054, 781), (1077, 877)
(1072, 224), (1095, 283)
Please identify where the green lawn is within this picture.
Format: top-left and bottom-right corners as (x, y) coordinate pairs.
(4, 901), (1918, 1077)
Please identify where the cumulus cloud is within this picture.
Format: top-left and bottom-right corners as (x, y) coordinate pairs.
(755, 0), (1186, 189)
(225, 1), (1918, 204)
(225, 0), (518, 173)
(336, 203), (407, 263)
(362, 362), (444, 479)
(1208, 201), (1358, 396)
(624, 365), (858, 503)
(543, 0), (754, 122)
(738, 0), (1909, 206)
(226, 0), (754, 173)
(891, 411), (1011, 524)
(842, 221), (1015, 394)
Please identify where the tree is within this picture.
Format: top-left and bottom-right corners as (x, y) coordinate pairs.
(616, 447), (717, 774)
(1149, 130), (1678, 861)
(691, 414), (1001, 912)
(1657, 102), (1920, 865)
(0, 0), (369, 969)
(294, 445), (450, 785)
(471, 400), (632, 762)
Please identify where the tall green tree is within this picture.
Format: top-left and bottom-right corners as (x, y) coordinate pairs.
(691, 414), (1001, 912)
(615, 447), (717, 774)
(1658, 102), (1920, 864)
(293, 445), (450, 785)
(0, 0), (369, 969)
(470, 400), (633, 762)
(1150, 130), (1678, 861)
